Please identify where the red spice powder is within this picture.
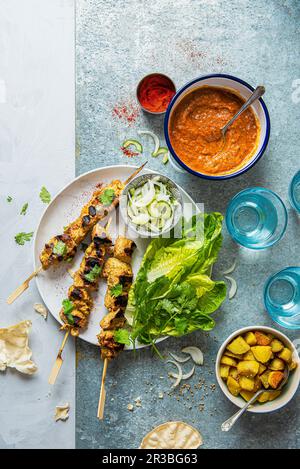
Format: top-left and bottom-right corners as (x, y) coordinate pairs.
(112, 102), (140, 125)
(120, 146), (139, 158)
(137, 74), (176, 113)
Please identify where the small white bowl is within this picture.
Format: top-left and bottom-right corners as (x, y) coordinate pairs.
(215, 326), (300, 413)
(120, 173), (182, 238)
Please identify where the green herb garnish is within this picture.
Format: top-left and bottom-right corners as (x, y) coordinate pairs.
(39, 186), (51, 204)
(20, 202), (28, 215)
(84, 264), (102, 283)
(110, 283), (123, 298)
(114, 329), (131, 346)
(15, 232), (34, 245)
(7, 196), (12, 203)
(62, 299), (74, 325)
(99, 188), (115, 206)
(53, 240), (67, 256)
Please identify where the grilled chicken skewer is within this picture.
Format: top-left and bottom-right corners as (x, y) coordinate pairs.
(97, 235), (136, 419)
(7, 163), (147, 304)
(41, 181), (122, 270)
(60, 223), (112, 337)
(49, 222), (112, 385)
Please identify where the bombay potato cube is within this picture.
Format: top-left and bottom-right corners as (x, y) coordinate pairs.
(227, 336), (250, 355)
(289, 361), (298, 371)
(243, 350), (255, 361)
(227, 376), (241, 396)
(224, 350), (242, 359)
(253, 377), (262, 392)
(240, 390), (255, 402)
(239, 376), (255, 391)
(258, 363), (267, 375)
(220, 365), (230, 379)
(251, 346), (272, 363)
(229, 367), (238, 379)
(244, 331), (257, 346)
(237, 360), (259, 378)
(259, 370), (271, 389)
(257, 392), (271, 403)
(268, 371), (284, 389)
(271, 338), (284, 353)
(269, 358), (285, 371)
(278, 347), (292, 363)
(268, 390), (281, 401)
(221, 355), (237, 367)
(255, 331), (271, 346)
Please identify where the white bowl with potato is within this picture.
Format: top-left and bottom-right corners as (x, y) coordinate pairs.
(215, 326), (300, 413)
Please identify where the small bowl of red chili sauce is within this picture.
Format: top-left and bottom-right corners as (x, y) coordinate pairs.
(136, 73), (176, 115)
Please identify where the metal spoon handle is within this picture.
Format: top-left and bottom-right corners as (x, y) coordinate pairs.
(221, 390), (263, 432)
(221, 85), (265, 136)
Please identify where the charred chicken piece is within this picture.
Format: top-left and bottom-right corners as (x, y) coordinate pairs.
(60, 224), (112, 337)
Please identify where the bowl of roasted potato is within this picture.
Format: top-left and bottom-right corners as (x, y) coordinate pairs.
(216, 326), (300, 413)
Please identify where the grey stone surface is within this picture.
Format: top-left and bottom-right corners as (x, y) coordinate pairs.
(76, 0), (300, 449)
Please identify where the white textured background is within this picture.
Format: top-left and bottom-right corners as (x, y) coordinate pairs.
(0, 0), (75, 449)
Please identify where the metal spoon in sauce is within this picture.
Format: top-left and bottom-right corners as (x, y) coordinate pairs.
(207, 85), (265, 145)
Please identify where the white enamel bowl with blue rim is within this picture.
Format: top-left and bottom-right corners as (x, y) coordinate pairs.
(164, 74), (270, 180)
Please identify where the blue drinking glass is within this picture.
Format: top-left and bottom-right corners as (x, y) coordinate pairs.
(288, 170), (300, 213)
(226, 187), (288, 249)
(264, 267), (300, 330)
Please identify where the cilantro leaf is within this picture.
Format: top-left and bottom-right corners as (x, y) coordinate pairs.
(99, 188), (115, 206)
(7, 196), (12, 203)
(20, 202), (28, 215)
(110, 283), (123, 297)
(53, 240), (67, 256)
(114, 329), (131, 346)
(62, 299), (74, 325)
(84, 264), (102, 283)
(15, 232), (34, 245)
(39, 186), (51, 204)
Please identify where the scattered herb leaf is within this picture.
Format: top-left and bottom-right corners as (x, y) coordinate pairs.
(84, 264), (102, 283)
(114, 329), (131, 346)
(15, 232), (34, 245)
(53, 240), (67, 256)
(39, 186), (51, 204)
(99, 188), (115, 206)
(62, 298), (74, 324)
(110, 283), (123, 297)
(7, 196), (12, 203)
(20, 202), (28, 215)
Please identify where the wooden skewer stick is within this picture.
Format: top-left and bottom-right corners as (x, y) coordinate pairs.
(6, 162), (147, 306)
(7, 266), (43, 305)
(97, 358), (108, 420)
(124, 161), (147, 185)
(48, 328), (70, 385)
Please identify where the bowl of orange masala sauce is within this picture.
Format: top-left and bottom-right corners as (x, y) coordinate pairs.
(164, 74), (270, 180)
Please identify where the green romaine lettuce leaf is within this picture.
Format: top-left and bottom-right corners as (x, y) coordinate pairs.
(125, 212), (226, 345)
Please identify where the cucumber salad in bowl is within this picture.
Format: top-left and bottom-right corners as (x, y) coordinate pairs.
(120, 174), (182, 236)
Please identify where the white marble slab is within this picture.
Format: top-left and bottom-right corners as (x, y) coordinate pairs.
(0, 0), (75, 449)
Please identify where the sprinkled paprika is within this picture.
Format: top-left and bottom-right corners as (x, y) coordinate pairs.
(137, 73), (176, 114)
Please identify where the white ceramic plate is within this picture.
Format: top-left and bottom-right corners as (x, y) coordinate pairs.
(34, 165), (200, 347)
